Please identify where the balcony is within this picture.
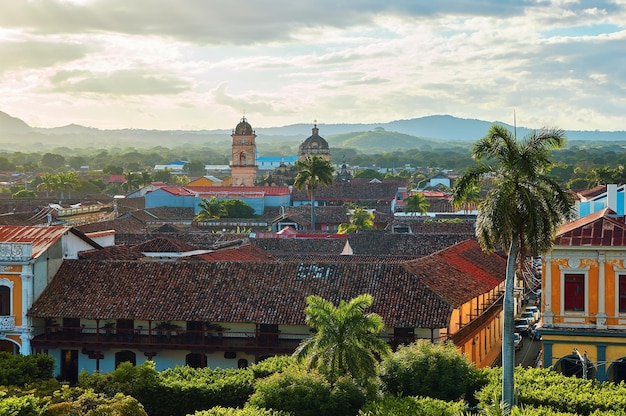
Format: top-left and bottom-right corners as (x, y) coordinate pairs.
(31, 323), (306, 355)
(0, 316), (15, 331)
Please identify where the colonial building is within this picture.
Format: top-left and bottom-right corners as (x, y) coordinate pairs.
(0, 226), (105, 355)
(298, 123), (331, 161)
(539, 208), (626, 382)
(27, 239), (504, 380)
(230, 117), (258, 186)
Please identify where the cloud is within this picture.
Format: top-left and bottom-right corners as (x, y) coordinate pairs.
(48, 69), (192, 95)
(0, 0), (547, 45)
(0, 41), (92, 72)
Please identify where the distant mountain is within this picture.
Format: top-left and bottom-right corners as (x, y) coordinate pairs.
(1, 110), (626, 153)
(0, 110), (32, 133)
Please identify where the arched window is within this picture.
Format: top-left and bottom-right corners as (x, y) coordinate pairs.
(609, 358), (626, 384)
(238, 358), (248, 369)
(185, 353), (207, 368)
(0, 286), (10, 316)
(115, 350), (136, 368)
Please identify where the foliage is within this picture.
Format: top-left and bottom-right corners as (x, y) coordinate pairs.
(338, 207), (375, 234)
(0, 394), (43, 416)
(41, 153), (65, 170)
(476, 367), (626, 415)
(186, 160), (207, 176)
(250, 356), (297, 379)
(404, 192), (430, 215)
(379, 340), (487, 404)
(102, 165), (123, 175)
(358, 395), (466, 416)
(0, 352), (55, 386)
(353, 169), (384, 180)
(223, 199), (256, 218)
(45, 385), (147, 416)
(248, 367), (366, 416)
(294, 294), (390, 385)
(195, 197), (228, 221)
(192, 407), (290, 416)
(12, 189), (37, 198)
(450, 124), (574, 410)
(293, 155), (334, 230)
(153, 169), (172, 183)
(79, 362), (254, 416)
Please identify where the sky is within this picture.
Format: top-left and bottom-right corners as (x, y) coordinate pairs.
(0, 0), (625, 131)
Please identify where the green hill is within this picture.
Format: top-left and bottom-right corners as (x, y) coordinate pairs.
(327, 130), (438, 152)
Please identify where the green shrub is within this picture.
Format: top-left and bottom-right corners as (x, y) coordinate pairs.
(192, 406), (290, 415)
(0, 352), (55, 386)
(248, 367), (366, 416)
(44, 386), (147, 416)
(0, 394), (44, 416)
(379, 340), (486, 404)
(476, 367), (626, 415)
(250, 356), (296, 379)
(358, 395), (466, 416)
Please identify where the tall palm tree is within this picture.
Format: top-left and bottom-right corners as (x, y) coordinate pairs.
(294, 294), (390, 385)
(139, 171), (153, 187)
(294, 156), (334, 231)
(122, 172), (141, 193)
(405, 192), (430, 216)
(194, 196), (226, 221)
(37, 173), (58, 198)
(450, 124), (574, 411)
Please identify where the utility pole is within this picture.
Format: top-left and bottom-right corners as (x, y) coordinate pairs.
(574, 348), (588, 379)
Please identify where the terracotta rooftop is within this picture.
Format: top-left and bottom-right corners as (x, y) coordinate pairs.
(291, 182), (399, 202)
(29, 260), (452, 328)
(402, 240), (505, 309)
(553, 208), (626, 247)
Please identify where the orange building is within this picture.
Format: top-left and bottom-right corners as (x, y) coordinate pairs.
(540, 208), (626, 382)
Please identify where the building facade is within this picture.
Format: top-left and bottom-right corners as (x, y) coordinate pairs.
(539, 208), (626, 382)
(230, 117), (258, 186)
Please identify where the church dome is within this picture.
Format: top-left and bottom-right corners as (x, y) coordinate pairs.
(234, 116), (253, 135)
(298, 123), (330, 159)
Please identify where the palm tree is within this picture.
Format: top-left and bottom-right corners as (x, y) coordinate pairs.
(294, 294), (390, 385)
(405, 192), (430, 216)
(338, 207), (375, 234)
(294, 156), (334, 231)
(450, 124), (574, 411)
(194, 196), (226, 221)
(57, 172), (79, 199)
(139, 171), (153, 187)
(122, 172), (141, 193)
(37, 173), (58, 198)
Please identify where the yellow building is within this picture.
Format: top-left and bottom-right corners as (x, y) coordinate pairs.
(0, 226), (103, 354)
(540, 208), (626, 382)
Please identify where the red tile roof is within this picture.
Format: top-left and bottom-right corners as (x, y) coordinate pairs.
(402, 240), (505, 308)
(29, 260), (452, 328)
(553, 208), (626, 246)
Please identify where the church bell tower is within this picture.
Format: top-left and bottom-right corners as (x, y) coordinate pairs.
(230, 116), (258, 186)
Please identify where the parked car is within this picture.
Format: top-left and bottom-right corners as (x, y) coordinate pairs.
(514, 332), (523, 350)
(520, 311), (536, 325)
(515, 318), (532, 335)
(525, 306), (541, 321)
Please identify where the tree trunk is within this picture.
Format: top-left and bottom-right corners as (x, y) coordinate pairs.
(502, 233), (520, 412)
(310, 190), (316, 231)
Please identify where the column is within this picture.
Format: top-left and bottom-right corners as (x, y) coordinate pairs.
(597, 253), (607, 329)
(543, 254), (554, 326)
(596, 343), (607, 382)
(19, 264), (33, 355)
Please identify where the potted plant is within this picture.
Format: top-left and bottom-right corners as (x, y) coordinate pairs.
(154, 321), (181, 339)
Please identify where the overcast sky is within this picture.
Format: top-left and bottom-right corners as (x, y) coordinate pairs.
(1, 0), (624, 131)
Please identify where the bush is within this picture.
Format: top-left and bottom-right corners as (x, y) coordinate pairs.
(44, 386), (147, 416)
(476, 367), (626, 415)
(379, 340), (486, 404)
(0, 395), (44, 416)
(192, 406), (290, 415)
(358, 396), (466, 416)
(0, 352), (55, 386)
(250, 356), (296, 379)
(248, 367), (366, 416)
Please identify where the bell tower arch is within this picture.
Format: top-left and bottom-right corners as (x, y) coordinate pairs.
(230, 117), (258, 186)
